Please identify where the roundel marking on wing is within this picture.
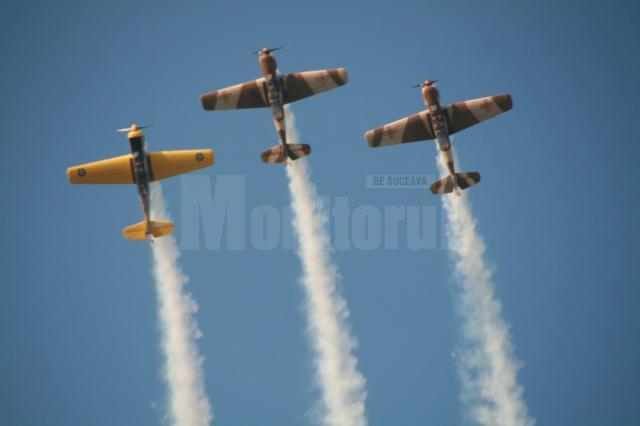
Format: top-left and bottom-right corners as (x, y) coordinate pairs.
(77, 168), (87, 177)
(195, 153), (204, 161)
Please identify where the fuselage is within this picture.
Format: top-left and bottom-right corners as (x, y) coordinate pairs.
(259, 50), (289, 154)
(127, 128), (152, 233)
(422, 82), (456, 176)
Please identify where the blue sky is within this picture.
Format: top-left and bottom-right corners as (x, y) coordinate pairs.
(2, 0), (639, 424)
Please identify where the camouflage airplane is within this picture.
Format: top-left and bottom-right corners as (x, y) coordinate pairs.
(365, 80), (512, 194)
(67, 124), (214, 241)
(200, 47), (348, 164)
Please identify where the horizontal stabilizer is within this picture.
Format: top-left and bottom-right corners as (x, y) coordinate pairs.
(261, 145), (285, 163)
(286, 143), (311, 161)
(430, 172), (481, 194)
(261, 144), (311, 164)
(123, 220), (174, 240)
(430, 175), (456, 194)
(455, 172), (481, 190)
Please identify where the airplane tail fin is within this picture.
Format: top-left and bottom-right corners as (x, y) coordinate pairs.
(430, 172), (481, 194)
(261, 144), (311, 164)
(123, 220), (174, 240)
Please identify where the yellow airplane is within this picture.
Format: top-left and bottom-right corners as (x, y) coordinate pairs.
(67, 124), (214, 241)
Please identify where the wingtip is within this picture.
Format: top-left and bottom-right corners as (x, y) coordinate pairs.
(200, 92), (217, 110)
(338, 67), (348, 85)
(67, 166), (83, 183)
(496, 93), (513, 111)
(364, 130), (375, 147)
(202, 149), (215, 167)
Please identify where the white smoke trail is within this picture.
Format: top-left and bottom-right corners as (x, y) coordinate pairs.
(150, 183), (213, 426)
(284, 106), (368, 426)
(437, 153), (534, 426)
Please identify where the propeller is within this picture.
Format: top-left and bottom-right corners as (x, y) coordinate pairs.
(117, 124), (150, 133)
(411, 79), (440, 88)
(252, 46), (284, 55)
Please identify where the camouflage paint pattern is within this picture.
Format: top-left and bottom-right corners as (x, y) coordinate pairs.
(365, 80), (512, 194)
(200, 49), (348, 165)
(201, 78), (268, 110)
(284, 68), (348, 103)
(430, 172), (481, 194)
(261, 143), (311, 164)
(365, 110), (435, 148)
(447, 94), (512, 134)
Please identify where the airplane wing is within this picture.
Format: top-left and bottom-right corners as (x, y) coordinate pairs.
(201, 78), (268, 110)
(365, 110), (435, 147)
(149, 149), (214, 181)
(446, 94), (512, 135)
(283, 68), (348, 104)
(67, 154), (134, 184)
